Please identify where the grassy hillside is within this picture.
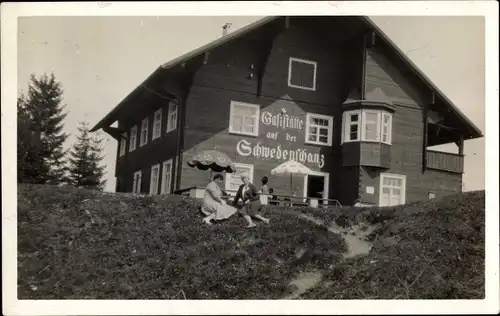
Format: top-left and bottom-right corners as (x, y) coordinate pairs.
(17, 184), (485, 299)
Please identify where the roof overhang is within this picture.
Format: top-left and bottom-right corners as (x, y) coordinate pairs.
(92, 16), (483, 141)
(90, 67), (164, 132)
(359, 16), (483, 140)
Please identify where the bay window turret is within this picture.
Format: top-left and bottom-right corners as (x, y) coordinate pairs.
(342, 109), (393, 145)
(341, 101), (396, 169)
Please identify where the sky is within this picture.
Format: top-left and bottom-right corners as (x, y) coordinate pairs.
(17, 15), (485, 192)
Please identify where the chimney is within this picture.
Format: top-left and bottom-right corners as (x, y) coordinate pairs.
(222, 23), (232, 37)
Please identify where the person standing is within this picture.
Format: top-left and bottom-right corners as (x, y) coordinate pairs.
(260, 176), (270, 205)
(232, 174), (271, 228)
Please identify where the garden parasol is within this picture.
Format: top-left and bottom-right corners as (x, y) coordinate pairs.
(187, 150), (237, 182)
(270, 160), (311, 196)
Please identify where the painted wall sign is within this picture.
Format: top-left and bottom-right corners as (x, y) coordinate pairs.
(261, 108), (304, 131)
(236, 139), (325, 168)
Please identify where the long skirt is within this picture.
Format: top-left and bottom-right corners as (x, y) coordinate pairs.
(202, 200), (238, 220)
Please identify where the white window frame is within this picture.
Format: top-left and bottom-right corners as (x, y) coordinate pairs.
(132, 170), (142, 194)
(152, 109), (162, 140)
(341, 110), (361, 143)
(228, 101), (260, 137)
(129, 126), (138, 152)
(161, 159), (173, 195)
(140, 118), (149, 147)
(149, 164), (161, 195)
(379, 173), (406, 206)
(305, 113), (334, 146)
(361, 110), (381, 142)
(381, 112), (393, 144)
(342, 109), (393, 145)
(166, 101), (178, 133)
(119, 132), (127, 157)
(287, 57), (318, 91)
(225, 163), (254, 195)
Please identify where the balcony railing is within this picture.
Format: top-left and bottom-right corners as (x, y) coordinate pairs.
(426, 150), (464, 174)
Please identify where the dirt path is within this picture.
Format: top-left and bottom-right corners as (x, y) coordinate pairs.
(283, 212), (378, 299)
(297, 213), (375, 258)
(284, 271), (323, 299)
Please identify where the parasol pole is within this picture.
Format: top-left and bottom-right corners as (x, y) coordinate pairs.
(290, 172), (293, 196)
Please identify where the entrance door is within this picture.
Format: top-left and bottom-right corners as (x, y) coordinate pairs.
(303, 171), (329, 204)
(307, 175), (325, 199)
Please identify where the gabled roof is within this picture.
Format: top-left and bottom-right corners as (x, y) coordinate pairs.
(91, 16), (483, 140)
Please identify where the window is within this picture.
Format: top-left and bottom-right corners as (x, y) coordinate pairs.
(132, 170), (142, 194)
(379, 173), (406, 206)
(161, 159), (173, 194)
(129, 126), (138, 152)
(288, 57), (317, 91)
(428, 192), (436, 199)
(140, 118), (149, 146)
(225, 163), (254, 194)
(305, 113), (334, 146)
(152, 109), (162, 140)
(342, 109), (393, 145)
(119, 132), (127, 157)
(149, 164), (161, 195)
(381, 112), (392, 144)
(228, 101), (260, 137)
(167, 101), (178, 133)
(342, 110), (361, 142)
(362, 110), (381, 142)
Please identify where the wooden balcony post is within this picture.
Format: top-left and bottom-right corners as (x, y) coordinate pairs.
(458, 135), (464, 155)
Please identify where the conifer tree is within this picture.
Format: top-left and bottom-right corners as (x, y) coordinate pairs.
(17, 73), (68, 184)
(68, 121), (107, 190)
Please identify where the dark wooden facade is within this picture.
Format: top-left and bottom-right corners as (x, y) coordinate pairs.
(92, 16), (482, 207)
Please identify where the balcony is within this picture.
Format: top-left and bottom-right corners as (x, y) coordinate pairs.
(426, 150), (464, 174)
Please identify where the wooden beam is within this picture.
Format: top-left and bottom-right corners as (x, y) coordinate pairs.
(457, 135), (464, 155)
(422, 103), (429, 173)
(174, 73), (198, 191)
(361, 34), (368, 100)
(431, 122), (461, 131)
(103, 126), (126, 141)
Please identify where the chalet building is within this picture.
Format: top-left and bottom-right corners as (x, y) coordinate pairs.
(91, 16), (483, 207)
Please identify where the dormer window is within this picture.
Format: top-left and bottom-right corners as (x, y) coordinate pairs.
(342, 109), (393, 145)
(288, 57), (317, 91)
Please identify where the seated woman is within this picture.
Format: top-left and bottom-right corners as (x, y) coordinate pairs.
(232, 173), (271, 228)
(201, 174), (238, 225)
